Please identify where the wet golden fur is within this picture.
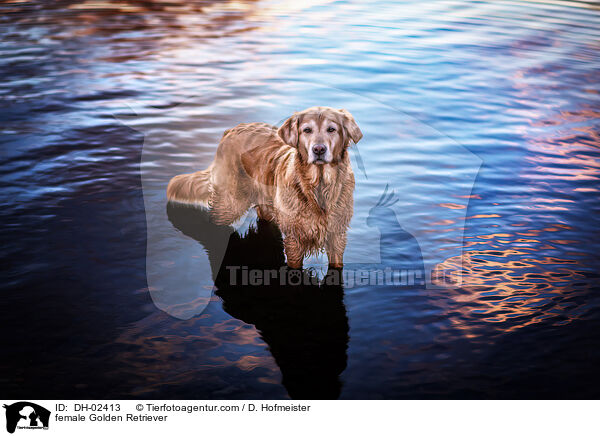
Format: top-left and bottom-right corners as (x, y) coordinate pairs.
(167, 107), (362, 268)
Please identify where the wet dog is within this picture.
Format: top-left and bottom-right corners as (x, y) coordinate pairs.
(166, 106), (362, 268)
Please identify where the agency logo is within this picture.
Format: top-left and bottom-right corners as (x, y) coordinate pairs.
(3, 402), (50, 434)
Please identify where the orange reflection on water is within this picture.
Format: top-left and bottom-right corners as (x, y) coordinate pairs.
(433, 224), (589, 334)
(466, 214), (501, 219)
(439, 203), (467, 210)
(429, 219), (456, 226)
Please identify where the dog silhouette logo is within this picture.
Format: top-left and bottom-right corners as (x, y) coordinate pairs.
(3, 402), (50, 434)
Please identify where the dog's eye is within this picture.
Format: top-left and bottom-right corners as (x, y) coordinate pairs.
(303, 127), (312, 134)
(327, 127), (336, 133)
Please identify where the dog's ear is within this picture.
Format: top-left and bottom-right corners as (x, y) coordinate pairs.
(339, 109), (362, 145)
(278, 113), (299, 147)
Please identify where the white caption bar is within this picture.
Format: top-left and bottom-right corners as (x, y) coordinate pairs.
(1, 400), (597, 436)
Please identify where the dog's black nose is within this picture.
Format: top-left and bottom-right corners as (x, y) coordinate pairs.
(312, 144), (326, 156)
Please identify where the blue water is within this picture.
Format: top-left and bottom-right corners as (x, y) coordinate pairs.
(1, 0), (600, 399)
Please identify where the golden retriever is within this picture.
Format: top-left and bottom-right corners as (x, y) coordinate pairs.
(167, 106), (362, 268)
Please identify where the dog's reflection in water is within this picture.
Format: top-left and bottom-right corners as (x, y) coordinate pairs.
(166, 203), (349, 399)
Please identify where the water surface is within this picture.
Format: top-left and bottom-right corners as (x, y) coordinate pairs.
(1, 0), (600, 398)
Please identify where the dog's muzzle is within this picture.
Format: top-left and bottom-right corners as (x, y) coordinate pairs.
(309, 143), (332, 164)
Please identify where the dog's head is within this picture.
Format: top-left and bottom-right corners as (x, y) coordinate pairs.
(278, 107), (362, 165)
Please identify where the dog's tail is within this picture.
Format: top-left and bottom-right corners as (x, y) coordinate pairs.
(167, 165), (212, 207)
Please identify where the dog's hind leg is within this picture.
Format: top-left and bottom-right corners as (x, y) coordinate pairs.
(209, 185), (253, 226)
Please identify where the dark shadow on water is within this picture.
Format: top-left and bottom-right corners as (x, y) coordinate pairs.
(167, 203), (349, 399)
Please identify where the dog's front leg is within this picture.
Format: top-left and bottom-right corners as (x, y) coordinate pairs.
(326, 231), (347, 269)
(284, 236), (304, 269)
